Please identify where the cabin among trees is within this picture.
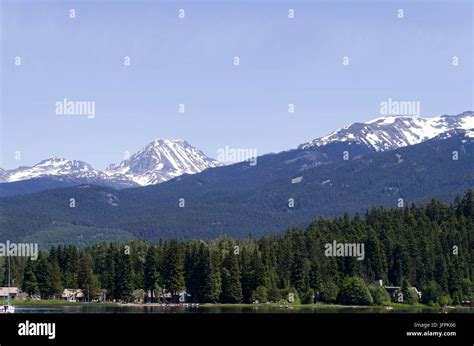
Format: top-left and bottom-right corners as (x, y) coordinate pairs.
(131, 289), (190, 304)
(374, 280), (421, 303)
(61, 288), (84, 302)
(0, 287), (20, 300)
(61, 288), (107, 302)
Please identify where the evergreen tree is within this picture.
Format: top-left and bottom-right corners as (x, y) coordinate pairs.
(35, 256), (52, 298)
(251, 285), (268, 303)
(339, 276), (373, 305)
(101, 244), (116, 299)
(144, 246), (158, 302)
(114, 249), (133, 302)
(288, 230), (308, 296)
(421, 281), (443, 305)
(34, 255), (62, 299)
(77, 253), (100, 301)
(162, 240), (185, 298)
(22, 258), (39, 295)
(220, 251), (243, 303)
(49, 261), (63, 299)
(367, 285), (390, 305)
(302, 288), (315, 304)
(400, 278), (418, 305)
(210, 247), (222, 302)
(61, 246), (78, 288)
(191, 243), (214, 303)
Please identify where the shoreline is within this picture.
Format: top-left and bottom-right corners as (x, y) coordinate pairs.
(10, 300), (472, 311)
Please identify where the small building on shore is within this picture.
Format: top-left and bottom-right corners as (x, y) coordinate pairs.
(61, 289), (85, 302)
(0, 287), (20, 300)
(158, 290), (190, 304)
(374, 279), (422, 301)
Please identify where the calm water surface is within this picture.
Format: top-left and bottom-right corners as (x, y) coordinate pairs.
(12, 304), (474, 314)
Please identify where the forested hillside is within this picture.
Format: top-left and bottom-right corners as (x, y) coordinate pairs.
(3, 191), (473, 306)
(0, 133), (472, 242)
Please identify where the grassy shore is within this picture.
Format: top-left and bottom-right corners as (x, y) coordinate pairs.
(10, 299), (120, 306)
(10, 299), (81, 306)
(8, 300), (460, 311)
(199, 302), (351, 308)
(388, 302), (428, 309)
(199, 302), (426, 309)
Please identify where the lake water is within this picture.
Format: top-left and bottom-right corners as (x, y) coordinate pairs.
(12, 304), (474, 314)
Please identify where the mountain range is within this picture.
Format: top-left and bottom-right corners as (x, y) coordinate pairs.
(300, 110), (473, 150)
(1, 111), (472, 198)
(0, 140), (221, 196)
(0, 111), (472, 245)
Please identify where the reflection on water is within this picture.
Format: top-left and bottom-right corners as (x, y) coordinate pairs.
(12, 305), (474, 314)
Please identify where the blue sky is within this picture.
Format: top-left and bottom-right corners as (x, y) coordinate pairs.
(1, 0), (472, 169)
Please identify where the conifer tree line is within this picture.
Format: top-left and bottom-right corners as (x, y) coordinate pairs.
(2, 190), (473, 306)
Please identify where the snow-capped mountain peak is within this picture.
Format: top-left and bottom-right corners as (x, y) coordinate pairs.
(7, 157), (96, 181)
(299, 111), (474, 151)
(106, 139), (222, 185)
(0, 139), (221, 188)
(2, 157), (136, 189)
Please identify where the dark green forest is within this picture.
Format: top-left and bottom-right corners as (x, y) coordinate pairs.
(2, 190), (473, 306)
(1, 134), (472, 242)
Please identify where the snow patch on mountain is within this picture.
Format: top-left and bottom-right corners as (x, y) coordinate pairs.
(0, 139), (221, 188)
(106, 139), (222, 185)
(3, 157), (136, 189)
(8, 158), (92, 181)
(299, 111), (474, 151)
